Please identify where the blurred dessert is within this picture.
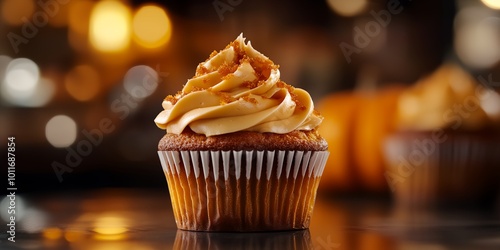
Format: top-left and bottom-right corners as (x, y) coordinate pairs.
(384, 64), (500, 208)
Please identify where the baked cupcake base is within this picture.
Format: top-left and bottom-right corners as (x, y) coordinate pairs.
(384, 130), (500, 208)
(159, 149), (329, 231)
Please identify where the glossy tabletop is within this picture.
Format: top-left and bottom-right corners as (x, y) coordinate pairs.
(2, 188), (500, 250)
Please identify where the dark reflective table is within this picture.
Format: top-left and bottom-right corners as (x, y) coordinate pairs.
(2, 188), (500, 249)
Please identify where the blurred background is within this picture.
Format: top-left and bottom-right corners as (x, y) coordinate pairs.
(2, 0), (500, 248)
(2, 0), (499, 193)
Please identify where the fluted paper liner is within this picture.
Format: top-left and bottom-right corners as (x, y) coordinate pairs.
(384, 132), (500, 208)
(158, 150), (329, 231)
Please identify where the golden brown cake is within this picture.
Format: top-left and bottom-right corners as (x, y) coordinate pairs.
(154, 34), (329, 231)
(158, 129), (327, 151)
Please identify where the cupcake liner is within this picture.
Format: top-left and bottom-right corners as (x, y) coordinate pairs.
(158, 150), (329, 231)
(173, 229), (313, 249)
(383, 132), (500, 208)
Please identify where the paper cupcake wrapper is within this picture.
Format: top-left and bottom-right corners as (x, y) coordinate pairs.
(384, 133), (500, 207)
(174, 229), (312, 249)
(158, 150), (329, 231)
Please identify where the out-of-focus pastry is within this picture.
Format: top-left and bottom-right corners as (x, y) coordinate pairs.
(384, 64), (500, 208)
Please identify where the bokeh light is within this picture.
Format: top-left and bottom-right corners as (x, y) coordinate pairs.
(31, 78), (56, 107)
(132, 5), (172, 48)
(326, 0), (367, 17)
(0, 195), (26, 222)
(42, 227), (63, 240)
(455, 19), (500, 68)
(1, 77), (55, 107)
(123, 65), (159, 99)
(65, 65), (101, 101)
(5, 58), (39, 92)
(481, 90), (500, 120)
(89, 1), (131, 52)
(454, 8), (500, 69)
(93, 216), (128, 235)
(0, 58), (55, 107)
(1, 0), (35, 26)
(19, 208), (47, 233)
(482, 0), (500, 9)
(64, 229), (86, 242)
(45, 115), (77, 148)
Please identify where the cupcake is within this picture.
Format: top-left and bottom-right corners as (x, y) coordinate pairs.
(154, 34), (329, 231)
(383, 64), (500, 208)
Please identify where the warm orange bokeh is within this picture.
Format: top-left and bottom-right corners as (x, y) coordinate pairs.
(317, 86), (404, 193)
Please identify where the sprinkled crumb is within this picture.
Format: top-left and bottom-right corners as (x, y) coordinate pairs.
(242, 81), (258, 89)
(230, 41), (243, 58)
(218, 62), (238, 76)
(165, 91), (182, 105)
(207, 89), (236, 105)
(242, 96), (258, 104)
(221, 73), (234, 81)
(188, 86), (205, 94)
(248, 56), (278, 81)
(164, 95), (176, 103)
(276, 81), (286, 88)
(291, 91), (306, 111)
(179, 38), (310, 111)
(313, 109), (322, 117)
(196, 64), (210, 76)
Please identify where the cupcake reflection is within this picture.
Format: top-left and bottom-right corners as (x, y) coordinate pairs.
(173, 229), (313, 250)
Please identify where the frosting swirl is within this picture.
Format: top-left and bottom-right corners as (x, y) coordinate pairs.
(154, 34), (322, 136)
(396, 64), (500, 130)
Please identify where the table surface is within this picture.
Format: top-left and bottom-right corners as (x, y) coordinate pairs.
(2, 188), (500, 250)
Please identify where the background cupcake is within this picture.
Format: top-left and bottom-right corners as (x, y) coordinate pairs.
(155, 34), (329, 231)
(383, 64), (500, 208)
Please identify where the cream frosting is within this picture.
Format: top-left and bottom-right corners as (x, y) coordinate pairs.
(396, 64), (500, 130)
(154, 34), (322, 136)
